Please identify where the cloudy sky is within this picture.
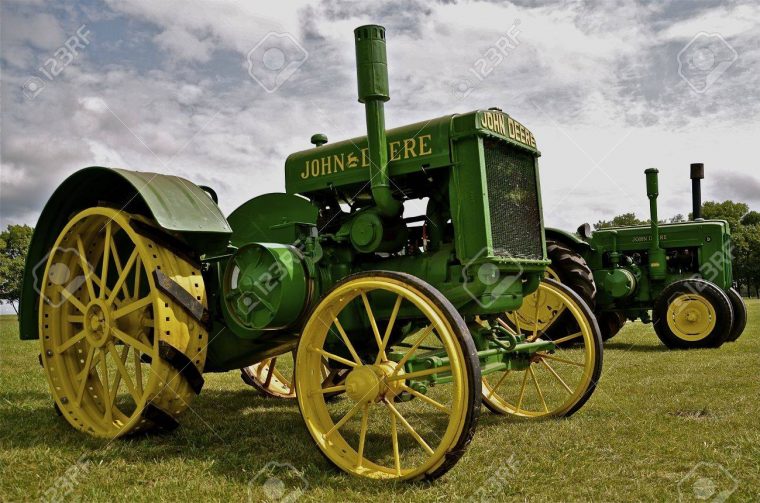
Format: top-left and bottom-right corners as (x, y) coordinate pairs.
(1, 0), (759, 233)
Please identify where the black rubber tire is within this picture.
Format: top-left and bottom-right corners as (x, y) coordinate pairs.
(726, 288), (748, 342)
(598, 311), (627, 342)
(547, 240), (596, 309)
(295, 270), (481, 482)
(652, 279), (734, 349)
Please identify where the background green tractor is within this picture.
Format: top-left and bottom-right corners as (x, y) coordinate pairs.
(18, 25), (603, 481)
(545, 165), (748, 349)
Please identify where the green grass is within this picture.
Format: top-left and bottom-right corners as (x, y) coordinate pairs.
(1, 304), (758, 502)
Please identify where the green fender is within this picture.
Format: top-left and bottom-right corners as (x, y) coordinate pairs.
(545, 227), (592, 252)
(18, 167), (232, 340)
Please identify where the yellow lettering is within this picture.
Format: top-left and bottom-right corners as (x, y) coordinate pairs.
(389, 141), (402, 161)
(507, 117), (516, 139)
(300, 160), (310, 179)
(321, 155), (331, 175)
(347, 152), (359, 168)
(418, 134), (432, 156)
(333, 153), (345, 172)
(403, 139), (417, 159)
(310, 159), (320, 177)
(361, 148), (369, 167)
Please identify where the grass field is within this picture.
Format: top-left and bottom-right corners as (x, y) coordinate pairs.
(1, 302), (758, 502)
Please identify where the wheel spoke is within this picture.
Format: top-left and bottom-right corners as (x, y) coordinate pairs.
(531, 291), (540, 341)
(75, 347), (95, 406)
(388, 325), (434, 379)
(399, 384), (450, 414)
(529, 366), (549, 413)
(310, 346), (357, 368)
(113, 296), (152, 320)
(360, 292), (385, 361)
(76, 235), (96, 301)
(515, 369), (529, 412)
(390, 408), (401, 475)
(324, 400), (363, 439)
(111, 326), (154, 356)
(320, 385), (347, 394)
(376, 295), (403, 364)
(550, 331), (583, 345)
(385, 399), (434, 455)
(540, 358), (573, 395)
(59, 287), (87, 314)
(109, 247), (138, 305)
(356, 403), (370, 468)
(486, 370), (511, 399)
(387, 365), (450, 382)
(108, 342), (138, 402)
(56, 329), (86, 353)
(99, 349), (113, 421)
(99, 222), (112, 299)
(133, 257), (142, 298)
(133, 346), (144, 395)
(332, 317), (362, 365)
(536, 352), (585, 367)
(263, 358), (276, 388)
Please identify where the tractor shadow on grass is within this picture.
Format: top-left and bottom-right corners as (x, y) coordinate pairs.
(604, 341), (668, 353)
(6, 386), (542, 493)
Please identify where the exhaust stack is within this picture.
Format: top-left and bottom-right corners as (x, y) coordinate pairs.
(645, 168), (667, 280)
(354, 25), (401, 217)
(690, 163), (704, 220)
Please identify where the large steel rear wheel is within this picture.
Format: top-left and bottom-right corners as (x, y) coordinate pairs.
(38, 207), (207, 438)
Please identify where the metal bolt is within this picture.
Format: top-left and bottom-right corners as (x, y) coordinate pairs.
(61, 397), (69, 404)
(46, 350), (53, 357)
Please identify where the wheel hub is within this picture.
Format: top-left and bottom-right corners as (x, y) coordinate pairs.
(84, 299), (112, 347)
(345, 362), (403, 404)
(668, 294), (715, 339)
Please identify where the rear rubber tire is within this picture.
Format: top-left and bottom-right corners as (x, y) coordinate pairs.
(725, 288), (748, 342)
(546, 241), (596, 309)
(598, 311), (627, 342)
(652, 279), (733, 349)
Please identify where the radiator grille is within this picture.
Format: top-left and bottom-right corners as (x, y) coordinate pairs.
(483, 138), (543, 260)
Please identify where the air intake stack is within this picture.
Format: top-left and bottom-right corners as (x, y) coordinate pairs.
(354, 25), (401, 217)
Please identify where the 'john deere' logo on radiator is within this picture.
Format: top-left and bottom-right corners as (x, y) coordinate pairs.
(480, 111), (536, 149)
(300, 134), (433, 180)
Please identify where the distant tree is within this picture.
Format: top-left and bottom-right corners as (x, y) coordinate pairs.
(669, 214), (686, 223)
(740, 210), (760, 226)
(0, 225), (33, 313)
(700, 200), (749, 230)
(593, 212), (647, 230)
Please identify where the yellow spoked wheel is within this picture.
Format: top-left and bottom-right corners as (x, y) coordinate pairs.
(242, 351), (297, 399)
(242, 352), (348, 400)
(652, 279), (733, 349)
(295, 271), (480, 481)
(484, 279), (602, 418)
(38, 207), (208, 438)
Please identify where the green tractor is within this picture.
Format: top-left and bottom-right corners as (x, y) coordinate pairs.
(545, 165), (748, 349)
(19, 25), (603, 480)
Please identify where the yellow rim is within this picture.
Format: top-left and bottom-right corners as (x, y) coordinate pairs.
(242, 352), (347, 400)
(39, 207), (207, 438)
(485, 281), (597, 418)
(295, 276), (471, 480)
(545, 266), (560, 282)
(666, 293), (716, 342)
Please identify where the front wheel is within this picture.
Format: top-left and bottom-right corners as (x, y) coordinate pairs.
(652, 279), (733, 349)
(295, 271), (480, 481)
(485, 279), (603, 418)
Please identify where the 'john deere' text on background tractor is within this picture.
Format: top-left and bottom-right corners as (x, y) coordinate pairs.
(545, 165), (747, 349)
(19, 25), (602, 480)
